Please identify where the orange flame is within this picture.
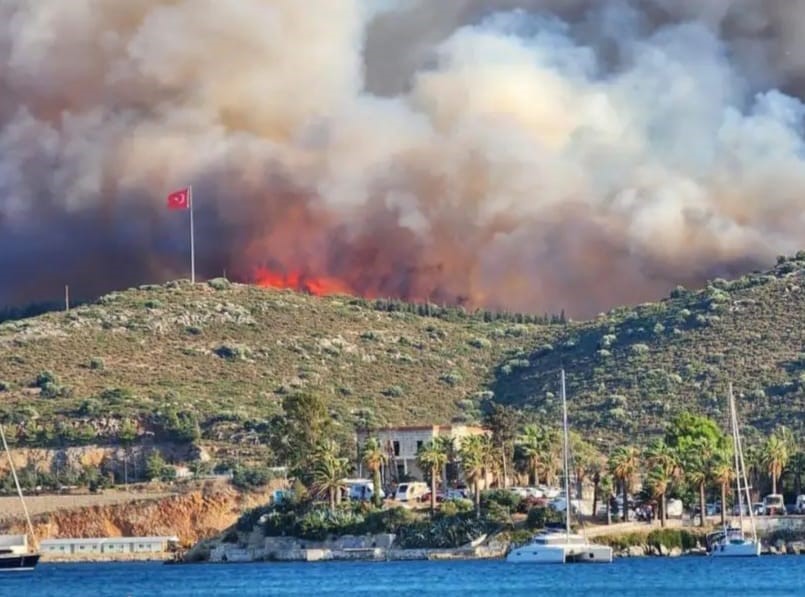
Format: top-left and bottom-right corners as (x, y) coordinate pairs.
(253, 266), (353, 296)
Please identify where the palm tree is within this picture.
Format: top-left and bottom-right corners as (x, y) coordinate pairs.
(361, 437), (387, 508)
(417, 441), (449, 515)
(789, 451), (805, 497)
(599, 472), (615, 525)
(644, 439), (682, 527)
(609, 446), (639, 522)
(459, 434), (486, 518)
(434, 435), (456, 490)
(313, 441), (349, 512)
(761, 431), (791, 494)
(683, 438), (715, 528)
(518, 424), (547, 485)
(570, 431), (597, 500)
(712, 450), (734, 527)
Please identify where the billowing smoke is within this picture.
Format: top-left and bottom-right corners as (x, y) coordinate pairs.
(1, 0), (805, 316)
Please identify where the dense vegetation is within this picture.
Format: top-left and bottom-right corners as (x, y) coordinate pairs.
(0, 252), (802, 456)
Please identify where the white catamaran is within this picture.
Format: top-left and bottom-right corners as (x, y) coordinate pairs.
(710, 383), (760, 558)
(0, 424), (40, 571)
(506, 370), (613, 564)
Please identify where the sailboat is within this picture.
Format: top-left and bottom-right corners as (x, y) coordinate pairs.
(0, 424), (40, 571)
(506, 370), (613, 564)
(710, 383), (760, 558)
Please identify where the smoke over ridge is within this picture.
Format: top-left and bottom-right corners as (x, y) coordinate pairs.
(1, 0), (805, 316)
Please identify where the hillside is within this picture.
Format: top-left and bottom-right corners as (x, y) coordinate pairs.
(0, 253), (803, 451)
(493, 252), (805, 446)
(0, 280), (557, 447)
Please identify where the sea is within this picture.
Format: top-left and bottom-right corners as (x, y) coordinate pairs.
(6, 557), (805, 596)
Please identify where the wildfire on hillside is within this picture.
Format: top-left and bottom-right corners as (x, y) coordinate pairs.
(253, 266), (354, 297)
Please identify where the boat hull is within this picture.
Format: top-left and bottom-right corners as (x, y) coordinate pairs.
(710, 541), (760, 557)
(506, 543), (613, 564)
(0, 553), (40, 571)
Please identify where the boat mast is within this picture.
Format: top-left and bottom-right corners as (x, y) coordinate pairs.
(0, 424), (37, 551)
(729, 383), (745, 534)
(561, 369), (571, 541)
(732, 388), (757, 542)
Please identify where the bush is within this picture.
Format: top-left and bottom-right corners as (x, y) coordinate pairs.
(214, 344), (251, 360)
(33, 371), (58, 389)
(481, 489), (522, 512)
(0, 381), (10, 392)
(208, 278), (231, 291)
(231, 465), (274, 490)
(440, 372), (462, 387)
(382, 386), (404, 398)
(469, 337), (491, 349)
(526, 507), (563, 530)
(89, 357), (105, 371)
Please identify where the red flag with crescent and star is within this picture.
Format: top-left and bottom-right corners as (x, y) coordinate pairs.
(166, 187), (190, 210)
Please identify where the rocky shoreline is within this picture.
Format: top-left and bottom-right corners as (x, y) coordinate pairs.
(183, 530), (805, 564)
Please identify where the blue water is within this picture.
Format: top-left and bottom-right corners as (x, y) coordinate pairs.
(5, 558), (804, 596)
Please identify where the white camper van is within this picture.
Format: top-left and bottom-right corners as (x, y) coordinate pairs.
(394, 482), (429, 502)
(344, 479), (384, 501)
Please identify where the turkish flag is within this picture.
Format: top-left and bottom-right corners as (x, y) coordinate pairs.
(167, 188), (190, 210)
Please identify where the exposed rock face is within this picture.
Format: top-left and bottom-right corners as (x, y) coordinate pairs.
(2, 486), (270, 547)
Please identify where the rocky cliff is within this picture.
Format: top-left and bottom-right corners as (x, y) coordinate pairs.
(1, 485), (271, 547)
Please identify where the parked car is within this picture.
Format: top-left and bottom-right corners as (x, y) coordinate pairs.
(752, 502), (764, 516)
(419, 490), (446, 503)
(394, 481), (429, 502)
(762, 494), (786, 516)
(795, 495), (805, 514)
(445, 488), (469, 500)
(345, 479), (384, 501)
(666, 498), (683, 518)
(549, 496), (581, 514)
(731, 503), (751, 516)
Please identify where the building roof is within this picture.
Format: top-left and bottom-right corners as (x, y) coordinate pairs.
(357, 424), (485, 433)
(40, 536), (179, 546)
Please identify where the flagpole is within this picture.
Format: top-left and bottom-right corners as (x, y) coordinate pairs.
(189, 185), (195, 284)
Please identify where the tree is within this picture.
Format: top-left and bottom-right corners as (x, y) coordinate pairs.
(434, 435), (456, 488)
(483, 404), (521, 488)
(145, 451), (168, 481)
(664, 412), (729, 527)
(271, 392), (334, 481)
(712, 451), (734, 527)
(788, 451), (805, 497)
(518, 424), (546, 486)
(459, 434), (486, 518)
(644, 439), (682, 527)
(312, 441), (349, 512)
(608, 446), (639, 522)
(761, 431), (791, 494)
(570, 431), (598, 500)
(361, 437), (387, 508)
(416, 441), (449, 515)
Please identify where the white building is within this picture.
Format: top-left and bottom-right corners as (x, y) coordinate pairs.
(356, 424), (486, 482)
(40, 536), (179, 556)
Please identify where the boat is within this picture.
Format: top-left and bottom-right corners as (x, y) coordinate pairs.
(506, 370), (613, 564)
(710, 384), (760, 558)
(0, 424), (40, 571)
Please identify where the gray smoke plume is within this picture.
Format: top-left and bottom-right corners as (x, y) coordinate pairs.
(1, 0), (804, 316)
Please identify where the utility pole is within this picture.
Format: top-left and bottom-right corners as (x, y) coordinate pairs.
(65, 285), (70, 312)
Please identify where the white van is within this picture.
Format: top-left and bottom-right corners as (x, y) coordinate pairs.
(666, 498), (683, 518)
(796, 495), (805, 515)
(394, 482), (429, 502)
(344, 479), (384, 501)
(762, 494), (785, 516)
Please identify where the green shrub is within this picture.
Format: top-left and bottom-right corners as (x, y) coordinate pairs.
(383, 386), (404, 398)
(33, 371), (58, 389)
(89, 357), (105, 371)
(0, 381), (11, 392)
(469, 337), (492, 349)
(231, 465), (274, 490)
(526, 507), (563, 530)
(214, 344), (251, 360)
(208, 278), (231, 291)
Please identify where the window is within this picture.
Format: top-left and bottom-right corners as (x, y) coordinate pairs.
(392, 441), (400, 457)
(416, 440), (423, 451)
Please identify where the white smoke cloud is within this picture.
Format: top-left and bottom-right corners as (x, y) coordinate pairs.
(1, 0), (804, 315)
